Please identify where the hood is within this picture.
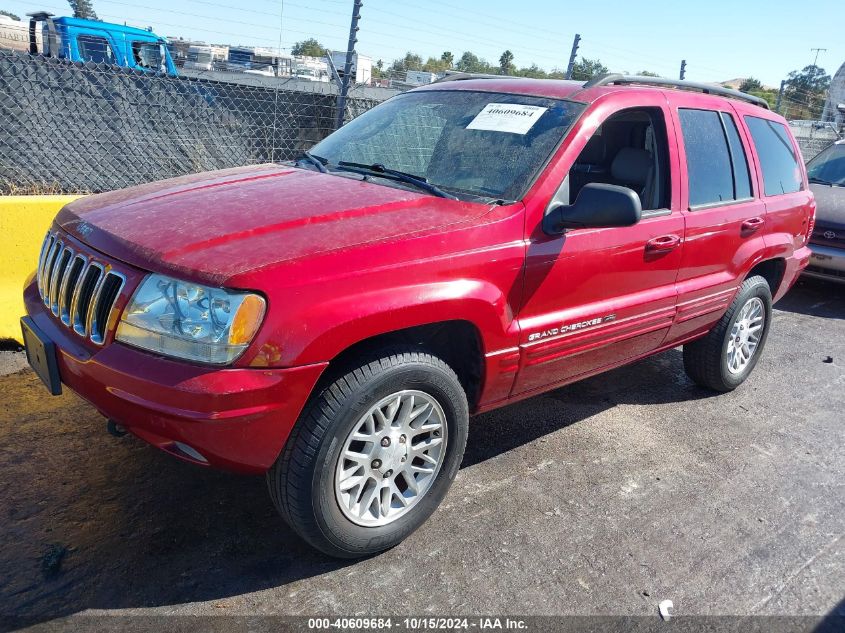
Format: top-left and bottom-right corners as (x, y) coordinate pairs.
(56, 164), (488, 285)
(809, 183), (845, 228)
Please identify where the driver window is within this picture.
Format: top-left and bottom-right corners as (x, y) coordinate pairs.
(551, 107), (671, 213)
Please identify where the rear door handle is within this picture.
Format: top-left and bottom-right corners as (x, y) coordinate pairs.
(741, 217), (765, 234)
(645, 234), (681, 253)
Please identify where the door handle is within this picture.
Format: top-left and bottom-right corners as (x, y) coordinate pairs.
(741, 217), (765, 234)
(645, 234), (681, 253)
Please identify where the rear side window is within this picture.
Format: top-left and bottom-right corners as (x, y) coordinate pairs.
(679, 109), (752, 207)
(744, 116), (803, 196)
(77, 35), (115, 64)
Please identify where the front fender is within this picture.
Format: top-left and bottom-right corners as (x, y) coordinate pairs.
(246, 278), (517, 368)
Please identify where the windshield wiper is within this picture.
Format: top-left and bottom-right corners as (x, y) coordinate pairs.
(336, 161), (457, 200)
(809, 176), (834, 186)
(296, 151), (328, 173)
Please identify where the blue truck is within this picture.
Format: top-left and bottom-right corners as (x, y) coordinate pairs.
(27, 11), (178, 75)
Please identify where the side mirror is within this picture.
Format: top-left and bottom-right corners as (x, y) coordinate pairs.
(543, 183), (643, 235)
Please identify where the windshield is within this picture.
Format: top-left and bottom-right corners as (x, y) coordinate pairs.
(310, 90), (585, 201)
(807, 143), (845, 186)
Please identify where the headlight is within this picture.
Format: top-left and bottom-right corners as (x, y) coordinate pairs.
(115, 273), (266, 364)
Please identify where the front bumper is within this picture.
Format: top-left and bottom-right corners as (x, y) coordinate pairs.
(24, 281), (326, 474)
(804, 243), (845, 284)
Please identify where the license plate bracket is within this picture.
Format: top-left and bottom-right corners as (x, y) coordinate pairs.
(20, 317), (62, 395)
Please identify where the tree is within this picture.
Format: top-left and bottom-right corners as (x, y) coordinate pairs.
(638, 70), (660, 77)
(389, 51), (424, 75)
(291, 38), (326, 57)
(67, 0), (98, 20)
(0, 9), (21, 20)
(516, 64), (548, 79)
(784, 65), (831, 119)
(570, 57), (608, 81)
(499, 49), (515, 76)
(455, 51), (479, 72)
(455, 51), (493, 74)
(739, 77), (762, 92)
(441, 51), (454, 68)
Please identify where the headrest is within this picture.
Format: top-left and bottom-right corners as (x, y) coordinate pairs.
(610, 147), (652, 186)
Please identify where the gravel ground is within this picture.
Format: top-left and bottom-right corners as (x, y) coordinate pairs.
(0, 277), (843, 630)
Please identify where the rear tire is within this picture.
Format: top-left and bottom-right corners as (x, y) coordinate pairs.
(267, 348), (468, 558)
(683, 275), (772, 392)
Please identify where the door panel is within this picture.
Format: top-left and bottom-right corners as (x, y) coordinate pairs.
(513, 213), (683, 395)
(512, 97), (684, 397)
(664, 99), (768, 345)
(668, 199), (767, 342)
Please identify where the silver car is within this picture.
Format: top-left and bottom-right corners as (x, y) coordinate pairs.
(806, 140), (845, 283)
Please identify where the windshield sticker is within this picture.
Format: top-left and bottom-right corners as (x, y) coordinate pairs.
(466, 103), (549, 135)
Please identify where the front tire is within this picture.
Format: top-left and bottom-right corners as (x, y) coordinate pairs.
(683, 275), (773, 392)
(267, 349), (468, 558)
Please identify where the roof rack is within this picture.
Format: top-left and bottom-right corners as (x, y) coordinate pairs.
(434, 71), (522, 83)
(583, 74), (770, 109)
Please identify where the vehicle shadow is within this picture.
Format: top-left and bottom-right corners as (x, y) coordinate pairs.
(813, 595), (845, 633)
(774, 276), (845, 320)
(462, 347), (714, 469)
(1, 345), (713, 626)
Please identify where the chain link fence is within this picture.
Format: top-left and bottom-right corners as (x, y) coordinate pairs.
(0, 49), (386, 194)
(789, 121), (840, 161)
(2, 48), (838, 194)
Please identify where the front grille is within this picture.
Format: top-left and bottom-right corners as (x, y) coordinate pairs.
(36, 230), (126, 345)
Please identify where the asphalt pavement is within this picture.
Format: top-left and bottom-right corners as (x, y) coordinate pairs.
(1, 277), (843, 629)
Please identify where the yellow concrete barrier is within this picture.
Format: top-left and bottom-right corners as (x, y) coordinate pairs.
(0, 196), (83, 343)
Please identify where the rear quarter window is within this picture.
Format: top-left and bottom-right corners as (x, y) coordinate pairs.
(744, 116), (803, 196)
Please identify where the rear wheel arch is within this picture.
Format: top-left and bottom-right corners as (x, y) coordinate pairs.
(746, 258), (786, 296)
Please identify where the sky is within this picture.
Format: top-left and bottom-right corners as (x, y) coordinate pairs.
(4, 0), (843, 87)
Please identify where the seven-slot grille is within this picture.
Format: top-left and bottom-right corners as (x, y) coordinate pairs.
(36, 230), (126, 345)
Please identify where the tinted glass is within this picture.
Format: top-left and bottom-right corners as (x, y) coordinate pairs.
(744, 116), (803, 196)
(131, 41), (163, 70)
(806, 142), (845, 186)
(311, 90), (585, 201)
(679, 109), (734, 206)
(721, 113), (752, 199)
(77, 36), (114, 64)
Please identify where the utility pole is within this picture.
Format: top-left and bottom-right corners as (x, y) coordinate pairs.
(679, 59), (687, 81)
(335, 0), (363, 130)
(565, 33), (580, 80)
(775, 79), (785, 113)
(810, 47), (827, 67)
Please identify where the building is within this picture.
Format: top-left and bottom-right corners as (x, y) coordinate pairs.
(405, 70), (438, 86)
(329, 50), (373, 84)
(822, 61), (845, 128)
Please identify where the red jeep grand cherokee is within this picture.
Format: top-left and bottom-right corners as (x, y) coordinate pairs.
(22, 74), (813, 557)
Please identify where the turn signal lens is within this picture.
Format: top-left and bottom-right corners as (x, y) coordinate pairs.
(229, 294), (266, 346)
